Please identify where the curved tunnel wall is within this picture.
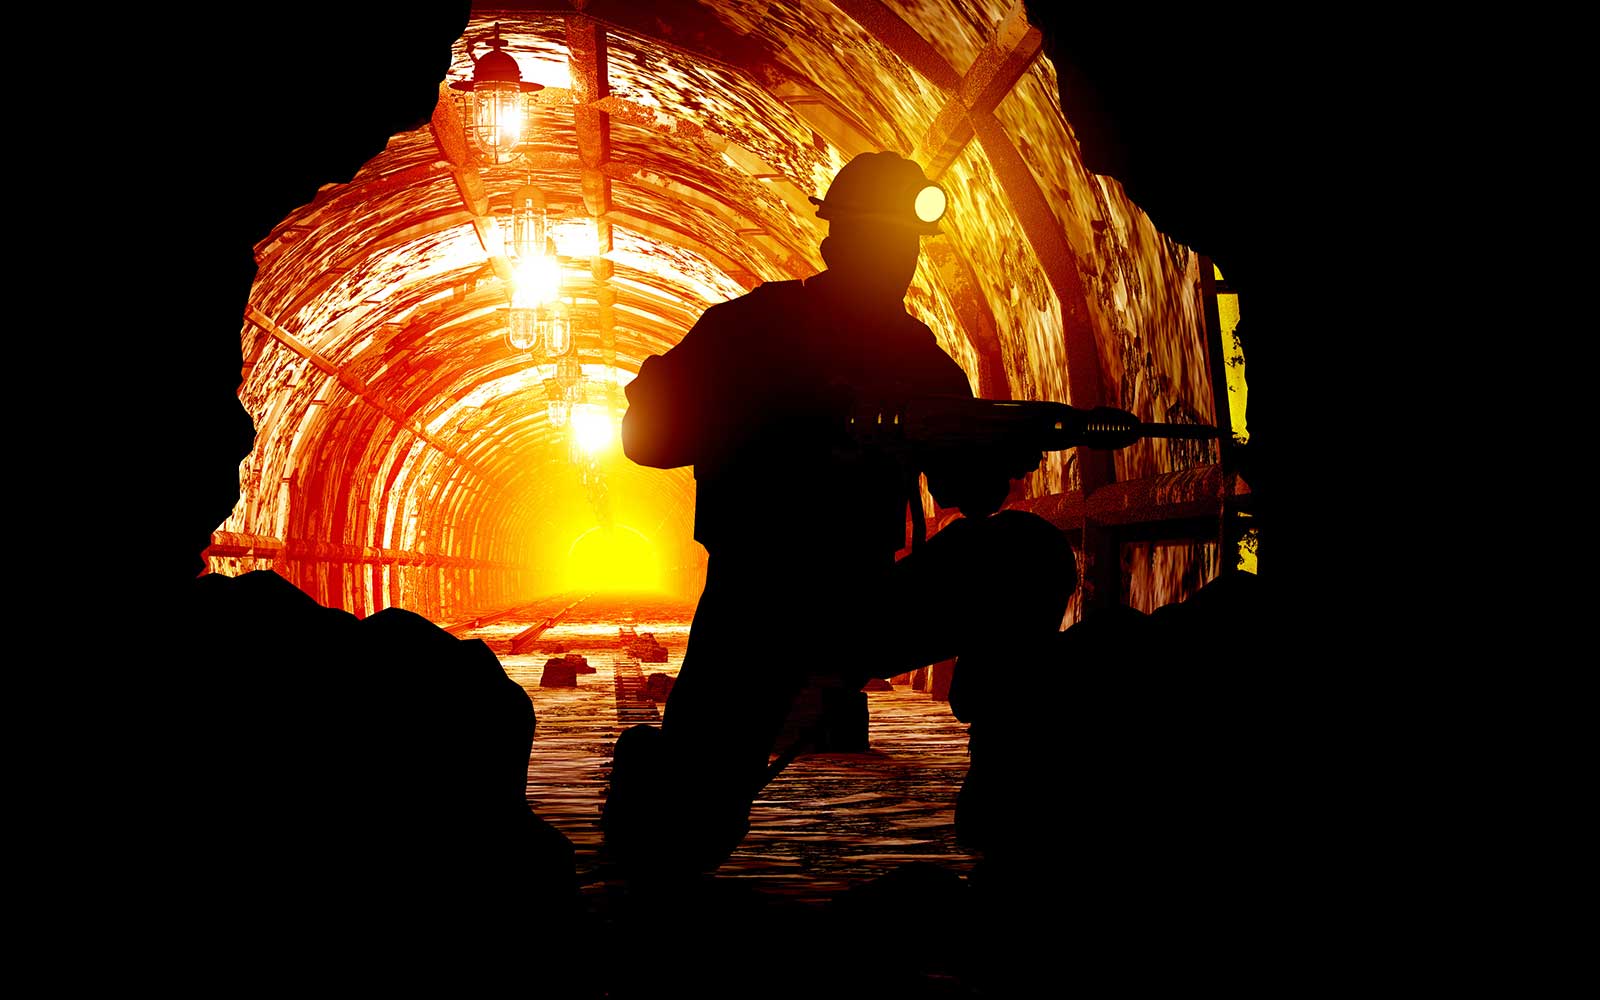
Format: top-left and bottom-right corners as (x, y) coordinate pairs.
(205, 0), (1230, 622)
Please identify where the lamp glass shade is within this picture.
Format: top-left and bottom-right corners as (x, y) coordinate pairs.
(545, 304), (573, 357)
(507, 307), (540, 352)
(472, 81), (525, 163)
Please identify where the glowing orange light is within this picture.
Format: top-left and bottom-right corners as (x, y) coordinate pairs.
(564, 525), (663, 593)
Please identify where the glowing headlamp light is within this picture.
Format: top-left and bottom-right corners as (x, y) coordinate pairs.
(914, 184), (947, 225)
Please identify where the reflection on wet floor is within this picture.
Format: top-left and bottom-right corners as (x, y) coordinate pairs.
(456, 593), (976, 901)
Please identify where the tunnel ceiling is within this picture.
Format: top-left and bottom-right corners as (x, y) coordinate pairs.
(214, 0), (1225, 618)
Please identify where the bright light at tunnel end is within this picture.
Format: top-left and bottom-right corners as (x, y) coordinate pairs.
(564, 524), (664, 593)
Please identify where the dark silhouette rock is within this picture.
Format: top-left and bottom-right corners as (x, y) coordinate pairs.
(646, 672), (676, 702)
(166, 569), (577, 982)
(829, 864), (972, 991)
(863, 677), (894, 691)
(569, 653), (596, 674)
(955, 570), (1274, 991)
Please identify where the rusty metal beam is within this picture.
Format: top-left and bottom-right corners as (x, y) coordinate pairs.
(509, 596), (587, 654)
(916, 2), (1043, 178)
(568, 14), (620, 375)
(827, 0), (961, 91)
(963, 106), (1121, 600)
(204, 531), (522, 570)
(430, 82), (473, 167)
(444, 601), (546, 636)
(1003, 465), (1244, 533)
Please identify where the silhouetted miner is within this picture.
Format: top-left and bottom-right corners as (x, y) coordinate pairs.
(604, 152), (1077, 877)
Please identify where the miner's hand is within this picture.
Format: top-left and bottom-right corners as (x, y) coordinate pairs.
(928, 446), (1042, 518)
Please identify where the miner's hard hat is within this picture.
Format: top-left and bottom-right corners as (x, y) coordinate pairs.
(808, 152), (947, 235)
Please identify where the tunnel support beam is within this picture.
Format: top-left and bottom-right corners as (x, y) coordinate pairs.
(204, 532), (522, 571)
(244, 305), (528, 515)
(925, 242), (1009, 399)
(828, 0), (961, 90)
(429, 84), (516, 285)
(1003, 464), (1243, 534)
(916, 3), (1044, 178)
(569, 14), (620, 382)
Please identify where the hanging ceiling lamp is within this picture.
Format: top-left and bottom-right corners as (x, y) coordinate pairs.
(505, 184), (546, 261)
(547, 356), (586, 427)
(449, 23), (542, 164)
(504, 187), (568, 357)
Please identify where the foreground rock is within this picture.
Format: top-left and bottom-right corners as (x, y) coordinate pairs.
(165, 570), (578, 982)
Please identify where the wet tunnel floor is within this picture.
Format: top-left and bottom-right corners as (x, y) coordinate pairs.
(455, 592), (978, 903)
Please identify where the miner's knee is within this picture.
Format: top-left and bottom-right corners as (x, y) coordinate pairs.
(970, 510), (1076, 621)
(602, 725), (757, 878)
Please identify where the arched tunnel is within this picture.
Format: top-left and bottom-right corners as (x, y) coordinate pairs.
(200, 0), (1251, 623)
(105, 0), (1325, 991)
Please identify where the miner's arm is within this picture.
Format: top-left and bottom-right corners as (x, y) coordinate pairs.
(918, 354), (1041, 518)
(622, 300), (759, 469)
